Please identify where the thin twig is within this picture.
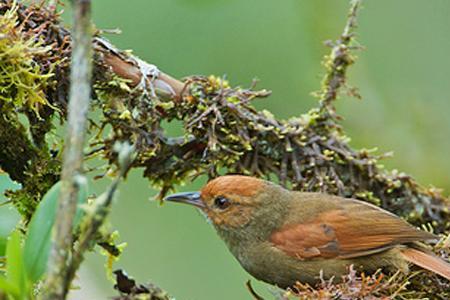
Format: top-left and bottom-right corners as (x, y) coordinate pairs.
(64, 142), (134, 294)
(318, 0), (362, 115)
(41, 0), (92, 299)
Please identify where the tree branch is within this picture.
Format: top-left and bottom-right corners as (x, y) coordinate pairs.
(94, 38), (185, 100)
(41, 0), (93, 298)
(318, 0), (362, 115)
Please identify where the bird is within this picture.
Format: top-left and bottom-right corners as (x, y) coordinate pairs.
(164, 175), (450, 289)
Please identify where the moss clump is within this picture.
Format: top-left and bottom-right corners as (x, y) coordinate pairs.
(0, 2), (55, 116)
(0, 1), (65, 220)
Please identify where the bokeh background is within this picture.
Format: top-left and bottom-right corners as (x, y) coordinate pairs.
(1, 0), (450, 299)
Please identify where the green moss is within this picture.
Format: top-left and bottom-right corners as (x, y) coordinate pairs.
(0, 2), (62, 220)
(0, 3), (55, 116)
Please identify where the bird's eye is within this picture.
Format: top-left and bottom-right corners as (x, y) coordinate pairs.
(214, 196), (231, 209)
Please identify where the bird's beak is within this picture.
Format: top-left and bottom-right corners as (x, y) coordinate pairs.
(164, 191), (205, 208)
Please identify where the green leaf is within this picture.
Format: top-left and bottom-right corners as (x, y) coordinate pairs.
(23, 179), (88, 283)
(0, 275), (19, 297)
(6, 230), (27, 299)
(23, 182), (59, 284)
(0, 175), (21, 257)
(0, 208), (20, 257)
(0, 238), (6, 257)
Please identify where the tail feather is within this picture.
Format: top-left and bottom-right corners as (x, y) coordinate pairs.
(401, 248), (450, 281)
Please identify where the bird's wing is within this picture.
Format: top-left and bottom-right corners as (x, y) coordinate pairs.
(270, 196), (436, 259)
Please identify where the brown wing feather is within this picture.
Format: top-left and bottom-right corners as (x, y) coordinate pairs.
(270, 197), (436, 260)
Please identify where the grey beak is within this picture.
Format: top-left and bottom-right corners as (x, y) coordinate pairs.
(164, 191), (204, 208)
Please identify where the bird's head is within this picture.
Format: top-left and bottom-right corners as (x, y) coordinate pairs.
(164, 175), (289, 234)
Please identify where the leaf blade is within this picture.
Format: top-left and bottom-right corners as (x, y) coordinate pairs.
(23, 179), (88, 283)
(0, 275), (19, 297)
(6, 230), (26, 299)
(23, 182), (60, 283)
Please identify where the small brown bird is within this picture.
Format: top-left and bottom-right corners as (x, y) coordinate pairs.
(165, 175), (450, 288)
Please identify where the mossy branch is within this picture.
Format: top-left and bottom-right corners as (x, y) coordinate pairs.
(41, 0), (93, 298)
(317, 0), (361, 116)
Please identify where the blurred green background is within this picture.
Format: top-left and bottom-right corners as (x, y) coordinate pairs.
(2, 0), (450, 299)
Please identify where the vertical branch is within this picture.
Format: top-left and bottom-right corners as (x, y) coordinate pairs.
(42, 0), (92, 299)
(317, 0), (362, 116)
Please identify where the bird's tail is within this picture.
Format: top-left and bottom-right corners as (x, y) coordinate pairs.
(400, 247), (450, 280)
